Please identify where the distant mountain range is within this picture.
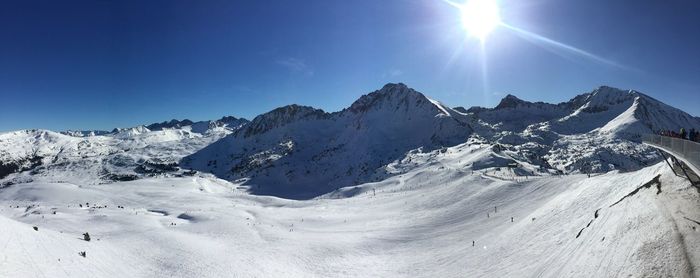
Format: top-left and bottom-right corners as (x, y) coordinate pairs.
(2, 83), (699, 198)
(60, 116), (249, 137)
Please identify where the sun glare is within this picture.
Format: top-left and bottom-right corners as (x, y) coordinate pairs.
(460, 0), (501, 40)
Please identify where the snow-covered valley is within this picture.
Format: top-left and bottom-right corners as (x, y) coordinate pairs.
(1, 84), (700, 277)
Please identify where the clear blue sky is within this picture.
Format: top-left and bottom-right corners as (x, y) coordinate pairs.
(1, 0), (699, 131)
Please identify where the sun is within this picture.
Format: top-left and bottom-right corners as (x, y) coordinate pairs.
(460, 0), (501, 40)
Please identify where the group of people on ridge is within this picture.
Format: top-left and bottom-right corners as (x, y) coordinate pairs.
(658, 128), (700, 142)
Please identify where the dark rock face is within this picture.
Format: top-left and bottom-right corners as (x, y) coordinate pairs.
(146, 119), (195, 131)
(135, 161), (179, 174)
(0, 162), (19, 180)
(347, 83), (427, 114)
(104, 173), (139, 182)
(0, 156), (43, 180)
(465, 106), (489, 114)
(452, 107), (468, 113)
(581, 105), (609, 113)
(494, 94), (527, 109)
(217, 116), (246, 126)
(238, 105), (329, 138)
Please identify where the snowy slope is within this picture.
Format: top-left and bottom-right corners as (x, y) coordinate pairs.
(1, 145), (698, 277)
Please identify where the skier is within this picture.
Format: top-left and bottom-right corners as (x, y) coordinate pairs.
(83, 232), (91, 242)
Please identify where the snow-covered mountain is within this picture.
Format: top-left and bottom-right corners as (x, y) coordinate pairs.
(182, 83), (474, 198)
(0, 115), (249, 185)
(470, 86), (700, 136)
(467, 94), (573, 131)
(60, 116), (249, 138)
(145, 119), (195, 131)
(2, 83), (699, 198)
(146, 116), (249, 135)
(178, 84), (699, 198)
(60, 130), (112, 137)
(467, 86), (700, 174)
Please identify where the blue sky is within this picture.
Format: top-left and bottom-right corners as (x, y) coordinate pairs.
(1, 0), (699, 131)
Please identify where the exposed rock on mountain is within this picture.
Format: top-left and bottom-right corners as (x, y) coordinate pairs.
(146, 119), (195, 131)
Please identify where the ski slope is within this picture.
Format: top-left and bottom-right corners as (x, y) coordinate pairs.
(1, 144), (698, 277)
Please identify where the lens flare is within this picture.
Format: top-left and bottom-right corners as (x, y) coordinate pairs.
(500, 23), (629, 69)
(460, 0), (501, 40)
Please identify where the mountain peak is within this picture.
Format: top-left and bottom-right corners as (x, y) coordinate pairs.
(111, 125), (150, 136)
(213, 115), (249, 128)
(146, 119), (195, 131)
(379, 82), (409, 93)
(503, 94), (521, 100)
(495, 94), (527, 109)
(267, 104), (326, 116)
(348, 83), (428, 114)
(239, 104), (328, 138)
(593, 85), (627, 95)
(217, 116), (241, 123)
(595, 85), (623, 91)
(588, 85), (644, 100)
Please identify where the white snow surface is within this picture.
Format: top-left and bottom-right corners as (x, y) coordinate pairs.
(1, 145), (698, 277)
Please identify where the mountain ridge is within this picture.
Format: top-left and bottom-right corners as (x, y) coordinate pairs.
(3, 83), (699, 199)
(178, 83), (700, 198)
(59, 115), (249, 138)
